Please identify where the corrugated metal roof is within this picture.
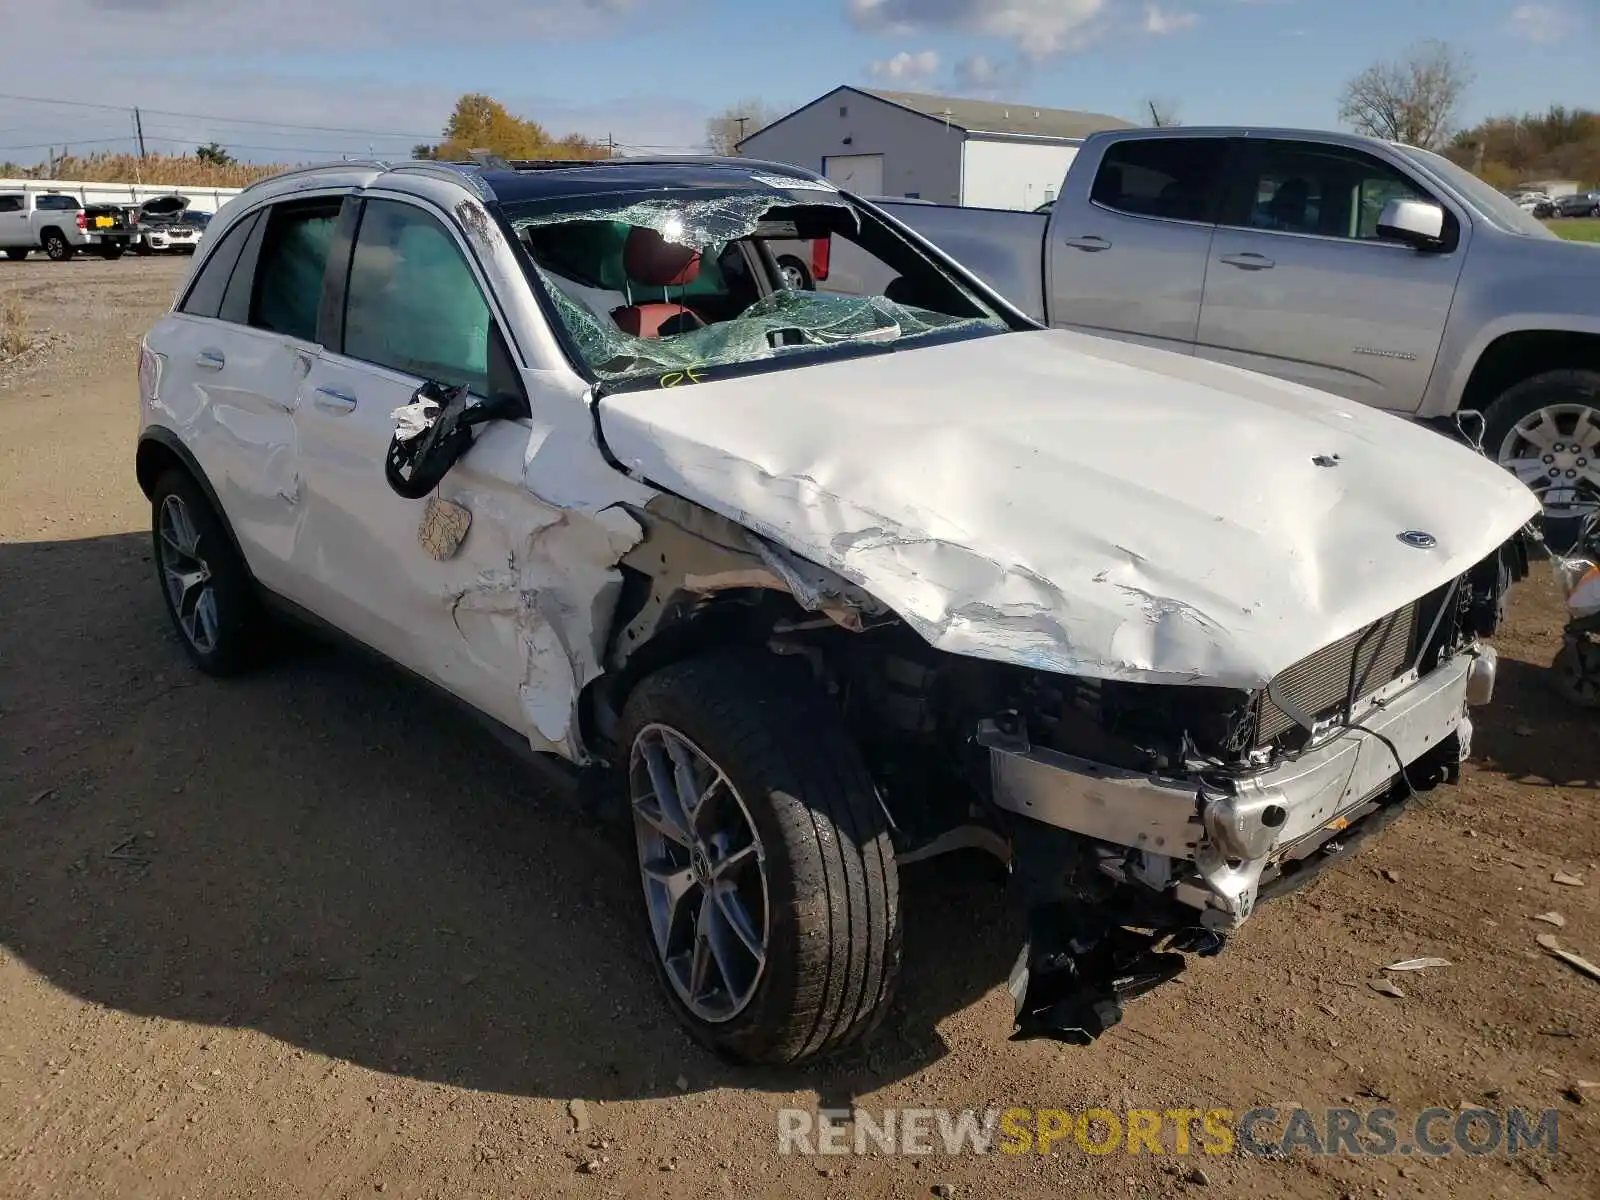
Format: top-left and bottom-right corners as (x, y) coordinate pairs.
(863, 89), (1137, 140)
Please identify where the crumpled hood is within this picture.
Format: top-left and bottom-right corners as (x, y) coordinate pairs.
(597, 328), (1540, 689)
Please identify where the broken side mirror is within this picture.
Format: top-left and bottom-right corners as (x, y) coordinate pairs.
(384, 380), (522, 500)
(1376, 198), (1446, 251)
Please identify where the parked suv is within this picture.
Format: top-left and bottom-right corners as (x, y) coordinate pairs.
(136, 157), (1534, 1061)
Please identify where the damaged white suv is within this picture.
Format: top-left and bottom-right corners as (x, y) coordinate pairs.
(136, 156), (1538, 1062)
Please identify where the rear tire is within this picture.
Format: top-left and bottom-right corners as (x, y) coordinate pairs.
(149, 468), (263, 676)
(617, 654), (900, 1065)
(41, 230), (73, 261)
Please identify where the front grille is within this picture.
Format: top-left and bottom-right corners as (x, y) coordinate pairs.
(1258, 601), (1421, 742)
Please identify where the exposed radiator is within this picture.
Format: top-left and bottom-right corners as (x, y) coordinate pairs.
(1258, 601), (1421, 742)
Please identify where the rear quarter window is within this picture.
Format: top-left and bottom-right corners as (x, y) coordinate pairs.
(35, 195), (80, 212)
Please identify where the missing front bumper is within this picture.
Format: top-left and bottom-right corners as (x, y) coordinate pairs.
(986, 652), (1477, 929)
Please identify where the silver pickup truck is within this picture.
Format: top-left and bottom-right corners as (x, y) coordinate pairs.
(845, 127), (1600, 545)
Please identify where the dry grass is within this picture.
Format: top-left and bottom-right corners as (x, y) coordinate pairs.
(9, 151), (288, 189)
(1, 292), (30, 359)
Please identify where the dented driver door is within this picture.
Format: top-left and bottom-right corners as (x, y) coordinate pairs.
(287, 195), (551, 736)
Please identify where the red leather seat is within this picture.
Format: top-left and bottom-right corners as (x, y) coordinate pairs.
(611, 227), (708, 338)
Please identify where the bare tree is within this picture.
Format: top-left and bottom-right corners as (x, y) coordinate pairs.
(705, 100), (776, 155)
(1142, 97), (1182, 128)
(1338, 39), (1473, 149)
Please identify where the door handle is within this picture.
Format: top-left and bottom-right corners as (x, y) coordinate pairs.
(312, 385), (357, 414)
(1219, 252), (1275, 270)
(195, 348), (225, 370)
(1063, 235), (1111, 252)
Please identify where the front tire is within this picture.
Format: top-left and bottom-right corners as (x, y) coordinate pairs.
(618, 655), (900, 1065)
(41, 230), (73, 261)
(150, 469), (262, 676)
(1485, 368), (1600, 554)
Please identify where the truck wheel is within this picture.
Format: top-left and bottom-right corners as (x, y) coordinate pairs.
(617, 654), (900, 1065)
(41, 230), (74, 261)
(4, 248), (27, 261)
(99, 243), (126, 260)
(777, 255), (814, 290)
(1485, 368), (1600, 554)
(150, 468), (263, 676)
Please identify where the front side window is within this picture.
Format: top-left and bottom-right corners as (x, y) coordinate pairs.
(177, 212), (260, 319)
(1233, 141), (1432, 241)
(1090, 137), (1228, 223)
(0, 195), (22, 213)
(250, 203), (339, 342)
(505, 182), (1011, 390)
(341, 199), (497, 394)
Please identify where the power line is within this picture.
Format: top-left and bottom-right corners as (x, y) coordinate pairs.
(0, 90), (435, 140)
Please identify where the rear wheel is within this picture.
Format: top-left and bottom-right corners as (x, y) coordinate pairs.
(41, 230), (73, 261)
(1485, 369), (1600, 554)
(618, 655), (900, 1065)
(777, 255), (813, 291)
(150, 469), (263, 676)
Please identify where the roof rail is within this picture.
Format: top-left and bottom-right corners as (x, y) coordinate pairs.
(237, 159), (393, 195)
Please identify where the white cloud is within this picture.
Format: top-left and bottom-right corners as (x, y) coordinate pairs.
(1143, 4), (1198, 34)
(868, 49), (942, 89)
(1507, 3), (1577, 43)
(848, 0), (1109, 57)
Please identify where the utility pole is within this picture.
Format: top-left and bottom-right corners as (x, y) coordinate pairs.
(606, 132), (615, 157)
(133, 107), (147, 159)
(734, 115), (750, 142)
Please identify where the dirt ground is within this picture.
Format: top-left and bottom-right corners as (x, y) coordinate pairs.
(2, 256), (1598, 1200)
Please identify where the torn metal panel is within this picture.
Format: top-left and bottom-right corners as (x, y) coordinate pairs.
(445, 499), (644, 762)
(597, 326), (1541, 689)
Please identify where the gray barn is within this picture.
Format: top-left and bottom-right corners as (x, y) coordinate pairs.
(737, 86), (1135, 211)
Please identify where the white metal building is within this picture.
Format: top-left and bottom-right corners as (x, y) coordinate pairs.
(0, 177), (244, 214)
(737, 87), (1136, 210)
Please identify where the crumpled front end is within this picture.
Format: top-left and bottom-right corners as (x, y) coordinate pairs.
(988, 557), (1511, 1044)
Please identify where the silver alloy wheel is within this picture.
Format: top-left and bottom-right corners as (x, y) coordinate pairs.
(1497, 402), (1600, 522)
(158, 493), (219, 654)
(630, 722), (769, 1023)
(779, 262), (806, 290)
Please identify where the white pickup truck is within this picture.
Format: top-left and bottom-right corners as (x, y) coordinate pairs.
(838, 127), (1600, 547)
(0, 190), (133, 260)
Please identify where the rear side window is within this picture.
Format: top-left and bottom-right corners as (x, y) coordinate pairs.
(250, 203), (340, 342)
(342, 199), (499, 394)
(0, 195), (21, 213)
(36, 195), (79, 211)
(1090, 138), (1228, 224)
(177, 212), (260, 319)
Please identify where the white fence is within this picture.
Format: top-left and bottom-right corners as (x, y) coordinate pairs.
(0, 177), (245, 215)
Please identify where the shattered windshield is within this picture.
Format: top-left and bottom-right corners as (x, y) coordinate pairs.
(502, 182), (1010, 386)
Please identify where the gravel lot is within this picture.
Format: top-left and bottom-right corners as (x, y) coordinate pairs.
(2, 256), (1598, 1199)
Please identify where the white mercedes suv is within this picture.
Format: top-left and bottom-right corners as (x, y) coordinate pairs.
(136, 155), (1537, 1061)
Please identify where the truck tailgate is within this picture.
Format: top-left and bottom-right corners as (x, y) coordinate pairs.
(877, 201), (1049, 322)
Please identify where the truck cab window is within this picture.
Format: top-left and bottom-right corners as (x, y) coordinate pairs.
(1233, 142), (1432, 241)
(0, 195), (22, 214)
(1090, 138), (1227, 224)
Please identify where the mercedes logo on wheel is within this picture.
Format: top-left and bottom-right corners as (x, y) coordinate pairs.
(1398, 530), (1438, 549)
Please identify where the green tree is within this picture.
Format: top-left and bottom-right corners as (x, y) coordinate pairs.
(195, 142), (236, 166)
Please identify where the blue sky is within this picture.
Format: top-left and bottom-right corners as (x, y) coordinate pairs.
(1, 0), (1594, 166)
